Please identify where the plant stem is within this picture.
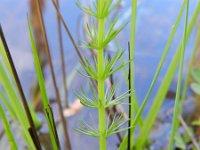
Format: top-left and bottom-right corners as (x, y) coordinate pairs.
(134, 1), (200, 149)
(28, 19), (60, 149)
(0, 25), (41, 150)
(98, 51), (106, 149)
(168, 0), (189, 149)
(34, 0), (71, 149)
(97, 0), (106, 149)
(180, 23), (200, 112)
(0, 105), (18, 150)
(55, 0), (69, 108)
(129, 0), (138, 148)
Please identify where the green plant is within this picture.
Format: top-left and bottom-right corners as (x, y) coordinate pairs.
(128, 0), (140, 148)
(0, 26), (41, 149)
(75, 0), (130, 149)
(28, 19), (60, 149)
(119, 0), (191, 149)
(0, 105), (18, 150)
(134, 1), (200, 149)
(180, 21), (200, 116)
(169, 0), (189, 149)
(1, 0), (200, 149)
(191, 68), (200, 94)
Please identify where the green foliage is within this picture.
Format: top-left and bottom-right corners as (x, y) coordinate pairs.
(191, 68), (200, 83)
(168, 0), (189, 149)
(191, 68), (200, 95)
(0, 105), (18, 150)
(175, 133), (186, 150)
(0, 38), (39, 149)
(191, 82), (200, 95)
(27, 19), (60, 150)
(77, 0), (129, 149)
(135, 1), (200, 149)
(77, 0), (121, 19)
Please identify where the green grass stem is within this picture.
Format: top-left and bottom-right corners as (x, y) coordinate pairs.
(0, 105), (18, 150)
(135, 1), (200, 149)
(27, 19), (60, 150)
(119, 0), (187, 149)
(168, 0), (189, 149)
(97, 1), (106, 149)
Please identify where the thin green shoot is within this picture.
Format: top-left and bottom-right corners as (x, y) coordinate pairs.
(119, 0), (187, 149)
(168, 0), (189, 149)
(0, 105), (18, 150)
(27, 18), (60, 150)
(135, 1), (200, 149)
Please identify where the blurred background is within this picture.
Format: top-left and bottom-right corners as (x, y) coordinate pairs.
(0, 0), (200, 149)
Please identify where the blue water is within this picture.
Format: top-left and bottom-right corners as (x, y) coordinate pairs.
(0, 0), (199, 149)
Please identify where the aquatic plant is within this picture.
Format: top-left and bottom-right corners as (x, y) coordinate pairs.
(0, 105), (18, 150)
(169, 0), (189, 149)
(28, 19), (60, 149)
(0, 0), (200, 149)
(75, 0), (130, 149)
(0, 25), (41, 149)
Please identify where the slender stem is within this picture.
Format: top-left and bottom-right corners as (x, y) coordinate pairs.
(28, 19), (60, 149)
(55, 0), (69, 108)
(97, 0), (106, 149)
(0, 105), (18, 150)
(34, 0), (71, 149)
(98, 50), (106, 150)
(180, 23), (200, 112)
(168, 0), (189, 149)
(129, 0), (138, 148)
(135, 1), (200, 149)
(128, 42), (132, 149)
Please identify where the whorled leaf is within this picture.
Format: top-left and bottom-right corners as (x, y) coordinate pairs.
(106, 113), (129, 136)
(75, 84), (98, 108)
(79, 56), (98, 80)
(75, 120), (100, 137)
(104, 83), (132, 108)
(103, 50), (127, 79)
(85, 17), (128, 50)
(77, 0), (121, 19)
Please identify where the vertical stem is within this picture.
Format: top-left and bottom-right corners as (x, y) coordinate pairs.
(55, 0), (69, 108)
(168, 0), (189, 149)
(0, 25), (41, 150)
(0, 105), (18, 150)
(180, 23), (200, 112)
(97, 0), (106, 149)
(129, 0), (138, 148)
(98, 50), (106, 150)
(34, 0), (71, 149)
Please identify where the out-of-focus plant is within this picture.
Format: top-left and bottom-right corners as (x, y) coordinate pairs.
(0, 104), (18, 150)
(0, 29), (40, 149)
(191, 68), (200, 95)
(28, 19), (60, 149)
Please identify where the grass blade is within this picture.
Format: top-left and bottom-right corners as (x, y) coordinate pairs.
(0, 25), (41, 150)
(168, 0), (189, 149)
(0, 105), (18, 150)
(34, 0), (71, 148)
(119, 0), (188, 149)
(135, 1), (200, 149)
(27, 18), (60, 149)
